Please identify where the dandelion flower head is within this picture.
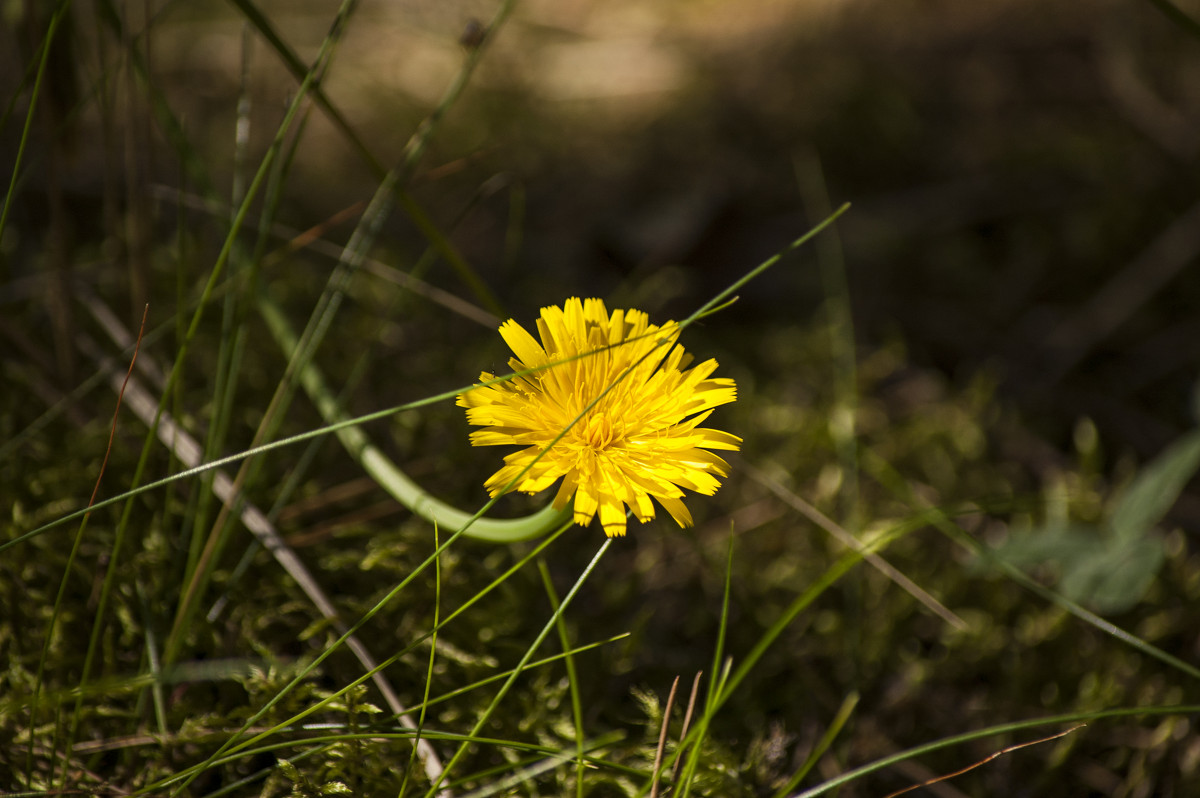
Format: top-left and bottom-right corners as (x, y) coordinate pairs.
(457, 297), (741, 537)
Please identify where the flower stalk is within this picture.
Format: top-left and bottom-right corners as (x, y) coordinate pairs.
(258, 292), (572, 542)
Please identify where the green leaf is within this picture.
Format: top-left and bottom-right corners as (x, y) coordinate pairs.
(1059, 536), (1166, 614)
(983, 524), (1095, 572)
(1110, 428), (1200, 541)
(985, 521), (1166, 613)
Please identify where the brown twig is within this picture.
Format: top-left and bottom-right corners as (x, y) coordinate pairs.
(672, 671), (704, 785)
(650, 676), (681, 798)
(883, 725), (1086, 798)
(75, 295), (445, 787)
(87, 304), (148, 511)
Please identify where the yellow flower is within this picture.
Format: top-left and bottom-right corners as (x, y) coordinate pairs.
(457, 297), (741, 537)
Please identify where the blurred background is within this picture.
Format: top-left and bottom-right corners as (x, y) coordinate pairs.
(7, 0), (1200, 451)
(4, 0), (1200, 794)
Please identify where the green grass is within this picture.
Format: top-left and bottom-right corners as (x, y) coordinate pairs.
(3, 1), (1200, 796)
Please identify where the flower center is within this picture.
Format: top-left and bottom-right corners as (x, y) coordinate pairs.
(582, 413), (617, 450)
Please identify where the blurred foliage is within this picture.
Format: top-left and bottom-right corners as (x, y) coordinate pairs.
(989, 425), (1200, 614)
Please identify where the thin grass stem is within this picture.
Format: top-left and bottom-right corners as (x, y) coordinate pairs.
(424, 539), (614, 797)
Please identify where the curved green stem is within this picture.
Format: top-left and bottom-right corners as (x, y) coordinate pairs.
(257, 292), (571, 542)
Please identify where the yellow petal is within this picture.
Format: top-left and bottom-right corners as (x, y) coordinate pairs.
(499, 319), (546, 368)
(463, 297), (738, 538)
(656, 495), (694, 528)
(598, 493), (627, 537)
